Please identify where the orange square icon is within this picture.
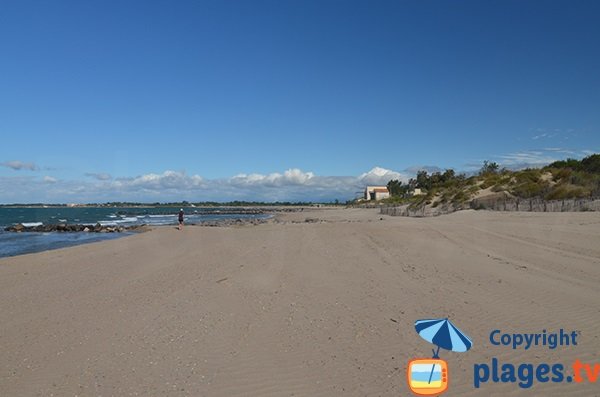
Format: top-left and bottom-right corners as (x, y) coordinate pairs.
(407, 358), (449, 395)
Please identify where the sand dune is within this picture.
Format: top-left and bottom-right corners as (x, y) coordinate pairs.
(1, 208), (599, 396)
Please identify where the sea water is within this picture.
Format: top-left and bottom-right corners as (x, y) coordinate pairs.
(0, 207), (269, 258)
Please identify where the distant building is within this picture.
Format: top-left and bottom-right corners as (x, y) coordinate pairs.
(411, 188), (425, 196)
(364, 186), (390, 201)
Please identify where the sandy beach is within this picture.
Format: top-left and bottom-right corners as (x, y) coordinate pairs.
(1, 208), (599, 396)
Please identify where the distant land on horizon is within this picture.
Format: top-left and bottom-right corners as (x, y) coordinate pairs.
(0, 201), (327, 208)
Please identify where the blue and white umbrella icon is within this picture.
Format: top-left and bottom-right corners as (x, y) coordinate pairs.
(415, 318), (472, 384)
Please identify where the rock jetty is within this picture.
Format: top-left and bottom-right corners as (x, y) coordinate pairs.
(5, 223), (148, 233)
(197, 218), (270, 227)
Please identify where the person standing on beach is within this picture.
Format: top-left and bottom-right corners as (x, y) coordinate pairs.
(178, 209), (184, 230)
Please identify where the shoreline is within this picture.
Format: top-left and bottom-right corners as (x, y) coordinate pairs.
(0, 206), (336, 258)
(2, 204), (596, 258)
(0, 210), (295, 259)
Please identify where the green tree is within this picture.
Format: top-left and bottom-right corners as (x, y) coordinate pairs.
(547, 158), (581, 170)
(408, 178), (417, 190)
(387, 179), (404, 196)
(480, 160), (499, 175)
(581, 154), (600, 173)
(416, 170), (431, 190)
(442, 169), (455, 182)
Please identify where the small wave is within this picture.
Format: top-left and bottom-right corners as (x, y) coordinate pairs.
(98, 217), (138, 226)
(58, 219), (67, 222)
(108, 215), (118, 218)
(21, 222), (43, 227)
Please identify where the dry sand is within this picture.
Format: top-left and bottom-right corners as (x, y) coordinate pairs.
(1, 208), (599, 396)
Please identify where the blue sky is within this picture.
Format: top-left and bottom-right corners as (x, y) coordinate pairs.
(1, 0), (598, 203)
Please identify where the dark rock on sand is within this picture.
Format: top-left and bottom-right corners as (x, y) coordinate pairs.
(4, 223), (147, 234)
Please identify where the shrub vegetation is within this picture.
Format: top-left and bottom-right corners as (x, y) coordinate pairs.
(380, 154), (600, 207)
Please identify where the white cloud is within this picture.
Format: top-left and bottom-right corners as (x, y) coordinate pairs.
(0, 167), (410, 203)
(85, 172), (112, 181)
(494, 148), (594, 170)
(114, 170), (204, 191)
(223, 167), (409, 201)
(230, 168), (315, 187)
(0, 176), (39, 203)
(543, 147), (565, 152)
(495, 151), (558, 169)
(1, 160), (38, 171)
(6, 151), (600, 204)
(530, 128), (580, 141)
(403, 165), (444, 175)
(358, 167), (408, 185)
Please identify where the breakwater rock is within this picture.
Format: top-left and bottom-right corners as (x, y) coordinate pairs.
(197, 217), (270, 227)
(5, 223), (148, 233)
